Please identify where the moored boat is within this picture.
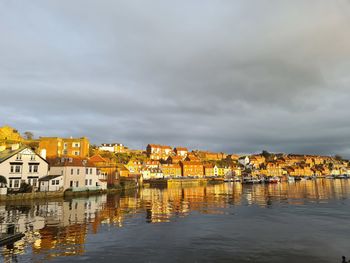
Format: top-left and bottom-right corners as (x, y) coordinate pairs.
(265, 176), (280, 183)
(242, 176), (261, 184)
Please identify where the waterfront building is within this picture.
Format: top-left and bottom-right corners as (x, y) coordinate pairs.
(38, 137), (90, 158)
(116, 163), (130, 177)
(146, 144), (173, 160)
(0, 145), (48, 190)
(180, 161), (204, 177)
(204, 164), (214, 177)
(89, 154), (119, 186)
(98, 143), (126, 153)
(161, 164), (182, 178)
(39, 174), (64, 191)
(213, 165), (229, 177)
(47, 157), (106, 191)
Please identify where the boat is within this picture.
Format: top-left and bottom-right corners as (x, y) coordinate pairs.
(325, 175), (334, 179)
(288, 176), (295, 182)
(334, 175), (347, 179)
(242, 176), (261, 184)
(265, 176), (280, 183)
(0, 224), (25, 247)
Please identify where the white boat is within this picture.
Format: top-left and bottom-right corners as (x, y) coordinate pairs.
(288, 176), (295, 182)
(242, 176), (261, 184)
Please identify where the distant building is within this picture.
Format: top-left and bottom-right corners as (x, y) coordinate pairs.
(38, 137), (90, 158)
(0, 145), (48, 190)
(0, 125), (23, 143)
(204, 164), (214, 177)
(174, 147), (188, 157)
(89, 154), (119, 186)
(180, 161), (204, 177)
(98, 143), (126, 153)
(161, 164), (182, 178)
(146, 144), (173, 160)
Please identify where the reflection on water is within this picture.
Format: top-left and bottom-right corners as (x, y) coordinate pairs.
(1, 179), (350, 262)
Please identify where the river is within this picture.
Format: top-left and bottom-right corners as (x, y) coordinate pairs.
(1, 179), (350, 262)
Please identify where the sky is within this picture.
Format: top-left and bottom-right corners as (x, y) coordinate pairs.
(1, 0), (350, 156)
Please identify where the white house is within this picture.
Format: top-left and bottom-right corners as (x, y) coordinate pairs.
(48, 157), (106, 192)
(0, 145), (48, 190)
(39, 174), (64, 192)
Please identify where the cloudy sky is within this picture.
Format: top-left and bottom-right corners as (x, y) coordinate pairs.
(1, 0), (350, 156)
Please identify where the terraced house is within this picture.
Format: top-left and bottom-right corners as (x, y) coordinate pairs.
(180, 161), (204, 177)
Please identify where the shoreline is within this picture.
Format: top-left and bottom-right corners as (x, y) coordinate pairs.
(0, 181), (138, 202)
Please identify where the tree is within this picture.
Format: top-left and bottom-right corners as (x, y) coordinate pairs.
(23, 131), (34, 140)
(334, 154), (343, 161)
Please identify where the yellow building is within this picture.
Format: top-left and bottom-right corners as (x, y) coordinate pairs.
(0, 125), (23, 143)
(161, 164), (182, 177)
(38, 137), (90, 158)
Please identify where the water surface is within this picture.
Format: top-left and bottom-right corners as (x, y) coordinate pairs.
(1, 179), (350, 262)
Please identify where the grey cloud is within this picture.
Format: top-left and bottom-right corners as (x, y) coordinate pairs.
(1, 0), (350, 157)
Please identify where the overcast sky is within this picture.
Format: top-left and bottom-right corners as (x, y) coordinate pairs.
(1, 0), (350, 156)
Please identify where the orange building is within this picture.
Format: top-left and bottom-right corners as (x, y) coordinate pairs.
(146, 144), (173, 160)
(39, 137), (90, 158)
(174, 147), (188, 157)
(161, 164), (182, 177)
(89, 154), (119, 186)
(166, 155), (184, 164)
(180, 161), (204, 177)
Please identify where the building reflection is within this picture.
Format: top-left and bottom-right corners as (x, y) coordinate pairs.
(0, 179), (350, 262)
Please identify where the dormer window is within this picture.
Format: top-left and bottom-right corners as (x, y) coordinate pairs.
(30, 155), (36, 161)
(16, 154), (22, 160)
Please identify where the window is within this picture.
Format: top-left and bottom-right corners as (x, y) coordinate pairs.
(70, 181), (73, 187)
(10, 166), (14, 173)
(90, 168), (93, 174)
(63, 150), (68, 155)
(73, 142), (80, 148)
(71, 169), (73, 175)
(51, 180), (56, 185)
(33, 165), (38, 173)
(14, 179), (20, 188)
(33, 178), (37, 187)
(74, 151), (80, 156)
(29, 165), (32, 173)
(85, 179), (88, 185)
(89, 179), (92, 185)
(30, 155), (36, 161)
(15, 166), (21, 173)
(77, 169), (80, 175)
(55, 180), (59, 185)
(16, 154), (22, 160)
(86, 168), (88, 174)
(75, 181), (79, 187)
(63, 143), (67, 149)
